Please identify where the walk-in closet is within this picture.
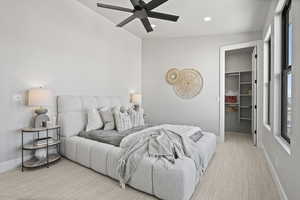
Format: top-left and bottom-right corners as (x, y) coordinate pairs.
(225, 47), (257, 138)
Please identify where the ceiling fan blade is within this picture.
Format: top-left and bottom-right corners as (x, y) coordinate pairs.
(97, 3), (133, 13)
(117, 15), (137, 27)
(130, 0), (142, 10)
(140, 0), (147, 7)
(140, 18), (153, 33)
(146, 0), (168, 10)
(147, 11), (179, 22)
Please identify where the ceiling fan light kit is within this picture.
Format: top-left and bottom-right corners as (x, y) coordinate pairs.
(97, 0), (180, 33)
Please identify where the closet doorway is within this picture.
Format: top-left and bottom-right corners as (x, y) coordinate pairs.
(220, 41), (261, 145)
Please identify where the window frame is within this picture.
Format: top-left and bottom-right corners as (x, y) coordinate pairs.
(267, 38), (271, 126)
(281, 0), (292, 144)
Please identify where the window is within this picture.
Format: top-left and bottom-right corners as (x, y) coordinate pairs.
(267, 39), (272, 126)
(281, 0), (292, 143)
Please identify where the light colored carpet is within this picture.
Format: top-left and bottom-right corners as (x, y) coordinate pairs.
(0, 133), (280, 200)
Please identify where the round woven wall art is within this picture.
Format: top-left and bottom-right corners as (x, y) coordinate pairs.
(166, 68), (203, 99)
(165, 68), (180, 85)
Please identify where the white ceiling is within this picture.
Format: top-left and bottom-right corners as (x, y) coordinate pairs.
(78, 0), (273, 38)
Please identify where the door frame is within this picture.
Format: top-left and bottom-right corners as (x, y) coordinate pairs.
(219, 40), (263, 146)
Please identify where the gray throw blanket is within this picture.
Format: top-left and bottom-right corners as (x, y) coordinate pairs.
(79, 125), (151, 146)
(117, 127), (202, 188)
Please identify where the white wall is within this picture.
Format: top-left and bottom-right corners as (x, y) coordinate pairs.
(225, 48), (253, 73)
(0, 0), (141, 164)
(142, 32), (261, 135)
(259, 0), (300, 200)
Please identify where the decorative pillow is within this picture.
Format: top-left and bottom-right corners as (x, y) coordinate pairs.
(113, 107), (133, 132)
(99, 107), (115, 130)
(128, 108), (145, 127)
(86, 109), (103, 132)
(189, 131), (204, 142)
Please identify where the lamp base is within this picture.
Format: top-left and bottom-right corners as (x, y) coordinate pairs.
(34, 114), (50, 128)
(35, 108), (48, 115)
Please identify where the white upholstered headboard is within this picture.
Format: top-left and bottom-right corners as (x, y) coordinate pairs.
(57, 96), (127, 138)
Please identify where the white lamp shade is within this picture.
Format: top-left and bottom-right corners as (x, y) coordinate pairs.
(28, 88), (53, 106)
(132, 94), (142, 105)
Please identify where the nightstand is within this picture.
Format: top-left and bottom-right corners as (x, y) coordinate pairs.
(21, 126), (61, 171)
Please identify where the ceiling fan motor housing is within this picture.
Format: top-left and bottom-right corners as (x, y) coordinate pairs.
(135, 9), (148, 19)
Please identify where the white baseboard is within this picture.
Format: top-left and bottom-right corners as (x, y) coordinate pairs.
(0, 156), (31, 174)
(262, 145), (289, 200)
(217, 136), (223, 143)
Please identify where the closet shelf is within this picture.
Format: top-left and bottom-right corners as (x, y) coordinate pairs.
(240, 82), (252, 85)
(225, 73), (239, 76)
(240, 117), (252, 121)
(226, 104), (239, 108)
(240, 94), (252, 97)
(226, 70), (251, 73)
(240, 106), (251, 109)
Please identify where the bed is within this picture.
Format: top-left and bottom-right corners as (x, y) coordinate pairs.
(57, 95), (216, 200)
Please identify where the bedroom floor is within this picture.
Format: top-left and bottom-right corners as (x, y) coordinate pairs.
(0, 133), (280, 200)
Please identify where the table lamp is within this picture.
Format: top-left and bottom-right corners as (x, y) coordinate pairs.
(131, 94), (142, 110)
(28, 88), (53, 128)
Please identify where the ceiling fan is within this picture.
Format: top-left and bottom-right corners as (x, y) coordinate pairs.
(97, 0), (180, 33)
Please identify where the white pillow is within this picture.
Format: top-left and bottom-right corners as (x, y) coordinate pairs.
(113, 107), (133, 132)
(129, 108), (145, 127)
(86, 109), (103, 132)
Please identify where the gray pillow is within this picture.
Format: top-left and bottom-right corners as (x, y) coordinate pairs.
(99, 108), (115, 130)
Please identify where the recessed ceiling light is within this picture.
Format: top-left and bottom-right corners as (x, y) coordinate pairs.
(151, 24), (156, 28)
(203, 17), (212, 22)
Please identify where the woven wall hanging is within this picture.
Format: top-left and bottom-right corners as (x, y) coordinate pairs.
(166, 68), (203, 99)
